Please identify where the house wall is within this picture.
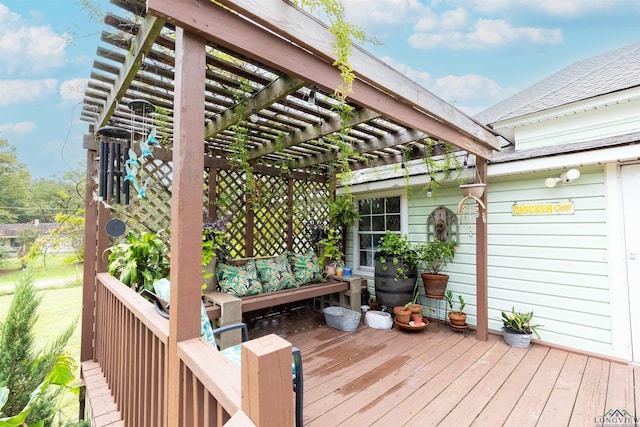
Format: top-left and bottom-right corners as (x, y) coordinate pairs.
(347, 163), (620, 358)
(492, 89), (640, 151)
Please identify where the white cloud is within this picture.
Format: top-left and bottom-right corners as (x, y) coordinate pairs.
(380, 56), (517, 111)
(60, 78), (88, 103)
(468, 0), (626, 16)
(0, 4), (67, 75)
(409, 18), (562, 49)
(0, 79), (58, 106)
(344, 0), (429, 27)
(0, 121), (36, 135)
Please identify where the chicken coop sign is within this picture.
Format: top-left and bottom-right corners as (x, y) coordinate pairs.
(512, 201), (575, 216)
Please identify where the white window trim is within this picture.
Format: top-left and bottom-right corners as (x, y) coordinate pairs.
(351, 190), (408, 278)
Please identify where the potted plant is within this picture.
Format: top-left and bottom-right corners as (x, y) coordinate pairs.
(393, 304), (412, 325)
(328, 193), (361, 258)
(374, 231), (419, 308)
(501, 307), (542, 348)
(107, 230), (169, 293)
(202, 215), (229, 290)
(444, 289), (467, 328)
(415, 238), (456, 299)
(318, 227), (344, 275)
(404, 280), (422, 316)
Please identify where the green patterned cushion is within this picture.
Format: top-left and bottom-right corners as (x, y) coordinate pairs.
(255, 254), (296, 292)
(288, 250), (323, 287)
(217, 259), (263, 297)
(153, 278), (217, 347)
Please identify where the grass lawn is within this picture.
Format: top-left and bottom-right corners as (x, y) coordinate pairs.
(0, 278), (83, 425)
(0, 255), (83, 294)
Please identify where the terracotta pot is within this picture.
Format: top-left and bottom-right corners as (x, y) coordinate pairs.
(393, 306), (411, 324)
(448, 311), (467, 326)
(420, 272), (449, 299)
(409, 304), (422, 315)
(412, 314), (423, 326)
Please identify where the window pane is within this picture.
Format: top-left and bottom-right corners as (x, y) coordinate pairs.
(358, 199), (371, 215)
(372, 215), (385, 231)
(371, 198), (384, 214)
(360, 250), (373, 267)
(386, 215), (400, 231)
(360, 216), (371, 231)
(357, 196), (402, 269)
(372, 233), (385, 251)
(359, 234), (372, 249)
(386, 196), (400, 213)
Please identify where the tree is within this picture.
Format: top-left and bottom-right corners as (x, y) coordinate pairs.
(0, 268), (77, 426)
(0, 139), (31, 224)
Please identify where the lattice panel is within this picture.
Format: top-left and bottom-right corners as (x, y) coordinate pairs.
(101, 160), (328, 261)
(253, 174), (289, 256)
(106, 159), (173, 252)
(292, 179), (330, 254)
(215, 169), (247, 258)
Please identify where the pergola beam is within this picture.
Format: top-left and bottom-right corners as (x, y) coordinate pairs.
(293, 128), (424, 169)
(204, 74), (307, 139)
(95, 14), (165, 128)
(251, 107), (380, 161)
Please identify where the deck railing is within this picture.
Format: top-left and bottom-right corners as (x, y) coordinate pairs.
(86, 273), (293, 426)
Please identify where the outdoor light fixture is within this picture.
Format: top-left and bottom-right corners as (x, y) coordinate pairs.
(545, 169), (581, 188)
(250, 107), (259, 123)
(427, 183), (433, 197)
(308, 87), (316, 105)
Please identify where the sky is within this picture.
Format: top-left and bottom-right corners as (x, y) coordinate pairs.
(0, 0), (639, 179)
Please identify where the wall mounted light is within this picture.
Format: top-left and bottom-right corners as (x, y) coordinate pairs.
(250, 107), (259, 123)
(545, 169), (580, 188)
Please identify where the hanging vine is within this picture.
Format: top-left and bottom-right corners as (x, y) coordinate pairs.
(293, 0), (372, 101)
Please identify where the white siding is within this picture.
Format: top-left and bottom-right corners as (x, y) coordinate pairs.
(347, 165), (613, 356)
(485, 167), (610, 355)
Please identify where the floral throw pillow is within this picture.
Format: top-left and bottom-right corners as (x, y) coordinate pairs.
(288, 249), (323, 287)
(255, 254), (296, 292)
(217, 259), (263, 297)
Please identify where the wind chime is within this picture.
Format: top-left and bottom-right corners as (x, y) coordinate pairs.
(457, 167), (487, 237)
(95, 100), (157, 237)
(123, 99), (158, 199)
(95, 99), (157, 204)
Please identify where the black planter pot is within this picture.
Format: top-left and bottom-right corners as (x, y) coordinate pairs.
(374, 259), (417, 309)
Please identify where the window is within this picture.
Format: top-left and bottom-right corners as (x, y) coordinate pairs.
(357, 196), (401, 268)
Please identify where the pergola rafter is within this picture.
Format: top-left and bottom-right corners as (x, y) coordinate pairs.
(83, 0), (502, 173)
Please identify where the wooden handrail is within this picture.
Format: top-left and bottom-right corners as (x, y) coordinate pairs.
(88, 274), (292, 426)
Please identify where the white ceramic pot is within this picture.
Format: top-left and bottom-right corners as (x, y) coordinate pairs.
(365, 311), (393, 329)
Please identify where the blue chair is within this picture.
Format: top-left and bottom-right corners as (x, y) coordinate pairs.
(145, 280), (303, 427)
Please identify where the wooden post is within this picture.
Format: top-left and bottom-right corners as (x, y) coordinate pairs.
(286, 176), (294, 251)
(81, 145), (99, 363)
(167, 27), (206, 427)
(476, 157), (489, 341)
(241, 335), (294, 427)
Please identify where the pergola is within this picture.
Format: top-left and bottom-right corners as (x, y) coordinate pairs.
(79, 0), (502, 424)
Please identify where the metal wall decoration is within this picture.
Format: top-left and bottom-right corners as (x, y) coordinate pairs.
(427, 206), (458, 243)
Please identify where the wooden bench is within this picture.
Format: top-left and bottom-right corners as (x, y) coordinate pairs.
(202, 256), (363, 347)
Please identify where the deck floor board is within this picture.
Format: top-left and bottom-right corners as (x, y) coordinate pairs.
(248, 307), (638, 427)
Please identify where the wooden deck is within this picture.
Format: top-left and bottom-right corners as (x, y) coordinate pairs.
(250, 308), (639, 427)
